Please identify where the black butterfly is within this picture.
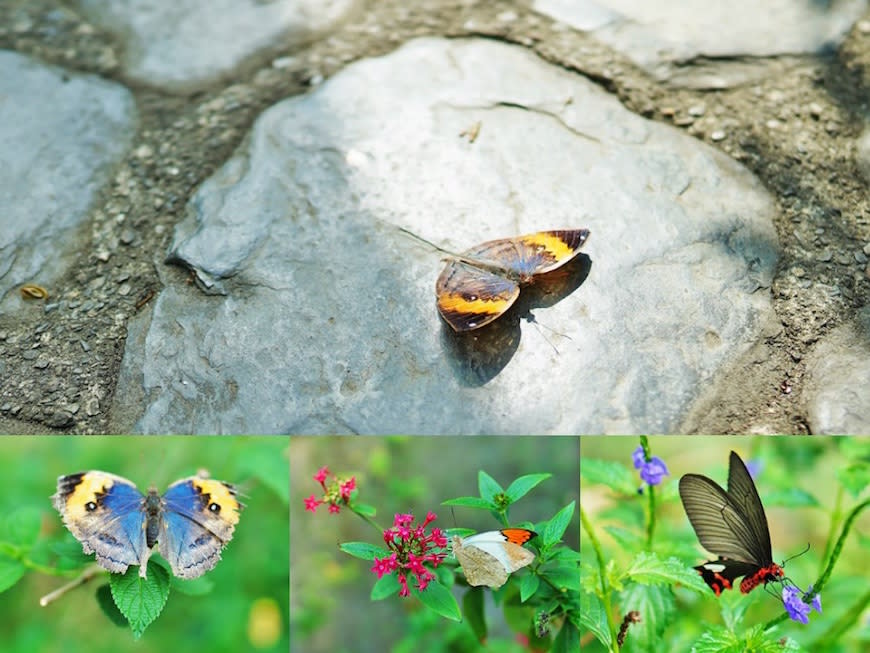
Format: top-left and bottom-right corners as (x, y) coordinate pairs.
(679, 451), (784, 596)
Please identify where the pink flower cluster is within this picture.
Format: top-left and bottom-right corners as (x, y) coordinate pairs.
(371, 512), (447, 597)
(304, 466), (357, 514)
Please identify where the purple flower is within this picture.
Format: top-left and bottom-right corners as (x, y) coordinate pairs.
(745, 458), (763, 480)
(783, 585), (822, 624)
(632, 446), (669, 486)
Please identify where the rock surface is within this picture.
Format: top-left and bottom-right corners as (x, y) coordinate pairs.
(0, 50), (136, 315)
(116, 38), (779, 434)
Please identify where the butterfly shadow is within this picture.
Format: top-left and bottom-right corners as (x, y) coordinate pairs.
(440, 254), (592, 386)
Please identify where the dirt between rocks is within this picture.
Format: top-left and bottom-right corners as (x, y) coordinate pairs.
(0, 0), (868, 434)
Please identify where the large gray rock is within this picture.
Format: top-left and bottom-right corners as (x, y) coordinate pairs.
(74, 0), (358, 91)
(113, 37), (779, 434)
(803, 306), (870, 434)
(0, 50), (136, 314)
(535, 0), (868, 86)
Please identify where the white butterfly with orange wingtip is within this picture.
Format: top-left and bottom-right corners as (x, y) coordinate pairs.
(451, 528), (537, 588)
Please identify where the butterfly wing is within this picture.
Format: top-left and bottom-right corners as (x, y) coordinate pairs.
(158, 477), (241, 579)
(453, 529), (536, 588)
(53, 471), (149, 575)
(436, 260), (520, 331)
(724, 451), (774, 566)
(467, 230), (589, 279)
(678, 472), (762, 564)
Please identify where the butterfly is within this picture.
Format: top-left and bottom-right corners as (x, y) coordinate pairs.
(435, 229), (590, 331)
(679, 451), (784, 595)
(451, 528), (537, 588)
(53, 470), (242, 579)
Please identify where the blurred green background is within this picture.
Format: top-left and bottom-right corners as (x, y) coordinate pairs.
(0, 436), (289, 653)
(580, 435), (870, 652)
(290, 436), (580, 653)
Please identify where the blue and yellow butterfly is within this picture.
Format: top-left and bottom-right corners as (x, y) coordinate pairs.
(53, 471), (242, 579)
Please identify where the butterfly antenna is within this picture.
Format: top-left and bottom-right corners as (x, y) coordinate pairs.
(397, 227), (457, 257)
(782, 543), (811, 565)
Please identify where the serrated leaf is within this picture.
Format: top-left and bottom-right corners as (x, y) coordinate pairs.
(505, 473), (551, 502)
(109, 563), (170, 638)
(441, 497), (494, 510)
(626, 552), (709, 594)
(460, 586), (486, 640)
(542, 501), (575, 547)
(414, 580), (461, 621)
(339, 542), (388, 560)
(95, 583), (128, 627)
(580, 459), (637, 494)
(618, 583), (675, 653)
(0, 551), (26, 593)
(370, 573), (400, 600)
(579, 591), (611, 646)
(477, 471), (504, 502)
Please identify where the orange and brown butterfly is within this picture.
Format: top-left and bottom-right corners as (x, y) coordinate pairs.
(435, 229), (590, 332)
(451, 527), (538, 588)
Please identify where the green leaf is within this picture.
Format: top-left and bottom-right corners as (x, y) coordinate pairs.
(370, 573), (400, 600)
(519, 571), (539, 601)
(604, 525), (645, 551)
(339, 541), (388, 560)
(580, 459), (637, 494)
(460, 586), (486, 641)
(3, 507), (42, 547)
(579, 591), (611, 646)
(0, 551), (26, 593)
(504, 473), (552, 502)
(236, 440), (289, 505)
(352, 502), (377, 517)
(441, 497), (494, 510)
(109, 563), (171, 638)
(540, 561), (580, 591)
(414, 580), (461, 621)
(95, 583), (128, 627)
(553, 621), (580, 653)
(542, 501), (575, 546)
(477, 470), (503, 502)
(838, 462), (870, 498)
(618, 582), (675, 652)
(626, 552), (709, 594)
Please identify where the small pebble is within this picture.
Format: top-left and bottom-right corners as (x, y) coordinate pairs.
(818, 249), (833, 262)
(710, 130), (726, 142)
(688, 104), (706, 117)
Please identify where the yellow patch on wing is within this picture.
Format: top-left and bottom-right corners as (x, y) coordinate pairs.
(64, 472), (115, 520)
(437, 292), (511, 315)
(524, 232), (578, 261)
(194, 480), (240, 524)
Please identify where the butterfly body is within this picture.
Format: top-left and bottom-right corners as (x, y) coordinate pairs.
(451, 528), (536, 588)
(54, 470), (241, 579)
(436, 229), (589, 331)
(679, 451), (783, 596)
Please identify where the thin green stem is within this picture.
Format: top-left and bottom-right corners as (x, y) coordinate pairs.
(581, 504), (620, 653)
(639, 436), (657, 549)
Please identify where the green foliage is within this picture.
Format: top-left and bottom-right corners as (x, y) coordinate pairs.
(0, 436), (289, 653)
(109, 562), (171, 638)
(580, 436), (870, 653)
